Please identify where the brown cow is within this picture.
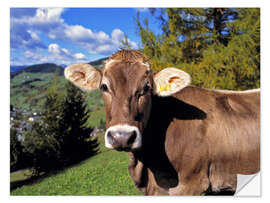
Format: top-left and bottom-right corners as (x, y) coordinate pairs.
(65, 50), (260, 195)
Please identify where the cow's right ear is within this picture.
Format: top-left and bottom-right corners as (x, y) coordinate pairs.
(64, 64), (102, 92)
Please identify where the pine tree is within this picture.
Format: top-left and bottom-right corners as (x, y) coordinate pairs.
(60, 81), (99, 165)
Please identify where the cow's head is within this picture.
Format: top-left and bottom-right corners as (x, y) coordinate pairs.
(65, 50), (190, 151)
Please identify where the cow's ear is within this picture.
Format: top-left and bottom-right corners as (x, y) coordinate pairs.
(153, 67), (191, 96)
(64, 64), (102, 92)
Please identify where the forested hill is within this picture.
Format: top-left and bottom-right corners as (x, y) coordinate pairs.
(10, 63), (64, 79)
(10, 57), (108, 79)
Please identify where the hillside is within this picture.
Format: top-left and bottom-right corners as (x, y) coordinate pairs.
(10, 63), (65, 110)
(10, 133), (141, 195)
(10, 70), (66, 111)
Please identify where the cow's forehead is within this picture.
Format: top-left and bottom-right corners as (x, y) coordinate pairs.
(102, 60), (151, 87)
(104, 59), (150, 72)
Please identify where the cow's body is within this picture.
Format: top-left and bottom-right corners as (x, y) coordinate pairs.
(128, 86), (260, 195)
(65, 50), (260, 196)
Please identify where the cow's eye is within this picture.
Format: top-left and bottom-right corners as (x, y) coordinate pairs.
(135, 83), (151, 98)
(100, 84), (109, 92)
(143, 83), (150, 93)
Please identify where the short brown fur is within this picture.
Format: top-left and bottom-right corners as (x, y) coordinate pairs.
(106, 50), (149, 64)
(127, 87), (260, 195)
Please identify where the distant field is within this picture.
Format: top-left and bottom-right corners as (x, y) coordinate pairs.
(10, 72), (65, 110)
(10, 133), (141, 196)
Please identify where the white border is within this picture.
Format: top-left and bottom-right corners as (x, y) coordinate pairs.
(8, 0), (264, 8)
(2, 1), (270, 203)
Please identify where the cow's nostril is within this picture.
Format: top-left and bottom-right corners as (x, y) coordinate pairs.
(107, 131), (115, 145)
(127, 130), (137, 145)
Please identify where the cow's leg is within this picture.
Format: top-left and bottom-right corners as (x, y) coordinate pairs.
(208, 168), (237, 194)
(169, 171), (210, 196)
(168, 158), (211, 196)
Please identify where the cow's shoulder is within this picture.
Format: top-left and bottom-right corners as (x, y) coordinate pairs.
(172, 86), (260, 117)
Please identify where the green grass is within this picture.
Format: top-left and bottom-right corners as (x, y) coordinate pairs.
(87, 107), (105, 128)
(10, 133), (142, 196)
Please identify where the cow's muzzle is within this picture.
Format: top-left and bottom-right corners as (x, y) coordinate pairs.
(105, 124), (142, 151)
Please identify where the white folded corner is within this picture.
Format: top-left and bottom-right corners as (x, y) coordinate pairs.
(235, 172), (261, 196)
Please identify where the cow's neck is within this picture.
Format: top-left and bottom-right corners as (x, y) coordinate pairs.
(129, 95), (180, 192)
(129, 93), (208, 193)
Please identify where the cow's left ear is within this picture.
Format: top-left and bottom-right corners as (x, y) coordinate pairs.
(153, 67), (191, 97)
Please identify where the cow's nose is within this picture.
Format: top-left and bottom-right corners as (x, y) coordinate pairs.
(107, 130), (137, 151)
(105, 124), (142, 151)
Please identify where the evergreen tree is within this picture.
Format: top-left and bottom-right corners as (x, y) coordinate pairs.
(60, 82), (98, 165)
(136, 8), (260, 90)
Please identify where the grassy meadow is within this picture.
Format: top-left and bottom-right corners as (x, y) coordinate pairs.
(10, 132), (142, 195)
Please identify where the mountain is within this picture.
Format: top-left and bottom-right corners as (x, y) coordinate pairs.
(10, 65), (26, 72)
(11, 63), (64, 79)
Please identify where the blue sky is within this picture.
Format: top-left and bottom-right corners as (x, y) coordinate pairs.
(10, 8), (159, 66)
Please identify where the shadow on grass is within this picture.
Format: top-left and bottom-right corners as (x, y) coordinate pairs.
(10, 149), (108, 192)
(11, 171), (49, 191)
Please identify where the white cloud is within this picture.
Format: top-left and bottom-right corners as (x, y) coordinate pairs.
(73, 53), (86, 60)
(24, 50), (35, 58)
(48, 43), (61, 54)
(14, 44), (89, 66)
(112, 29), (124, 45)
(35, 8), (64, 22)
(10, 8), (66, 50)
(64, 25), (94, 42)
(62, 25), (135, 55)
(48, 43), (87, 62)
(64, 27), (138, 55)
(10, 8), (139, 64)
